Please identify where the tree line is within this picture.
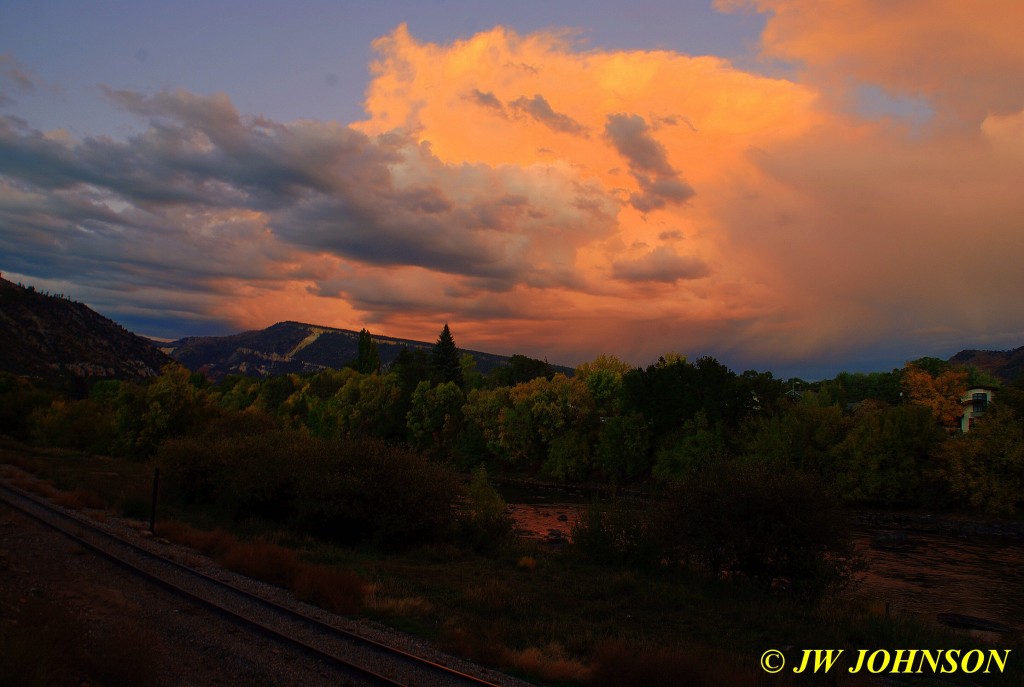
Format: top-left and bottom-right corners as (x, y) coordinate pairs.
(3, 325), (1023, 516)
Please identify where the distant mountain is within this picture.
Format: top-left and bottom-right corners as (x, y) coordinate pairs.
(0, 275), (171, 384)
(157, 320), (566, 381)
(949, 346), (1024, 385)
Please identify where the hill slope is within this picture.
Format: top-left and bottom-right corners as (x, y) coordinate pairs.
(0, 275), (171, 383)
(158, 321), (556, 380)
(949, 346), (1024, 384)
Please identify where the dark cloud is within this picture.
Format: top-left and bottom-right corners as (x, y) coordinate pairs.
(0, 88), (619, 324)
(469, 88), (506, 115)
(659, 230), (684, 240)
(509, 94), (587, 135)
(612, 246), (709, 283)
(605, 113), (695, 212)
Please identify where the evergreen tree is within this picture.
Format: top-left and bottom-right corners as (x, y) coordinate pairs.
(431, 323), (464, 387)
(353, 328), (381, 374)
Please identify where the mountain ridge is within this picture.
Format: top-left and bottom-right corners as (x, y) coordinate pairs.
(0, 275), (171, 386)
(156, 320), (571, 381)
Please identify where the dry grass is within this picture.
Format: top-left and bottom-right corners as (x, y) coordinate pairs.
(11, 477), (60, 500)
(292, 565), (366, 614)
(442, 625), (590, 685)
(220, 539), (301, 587)
(157, 519), (369, 615)
(463, 578), (515, 612)
(516, 555), (537, 571)
(364, 592), (434, 617)
(157, 520), (237, 559)
(52, 487), (107, 510)
(500, 643), (591, 684)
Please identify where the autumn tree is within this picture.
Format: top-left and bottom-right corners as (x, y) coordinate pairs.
(901, 362), (968, 428)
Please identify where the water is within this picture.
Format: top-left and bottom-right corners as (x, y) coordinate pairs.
(849, 529), (1024, 635)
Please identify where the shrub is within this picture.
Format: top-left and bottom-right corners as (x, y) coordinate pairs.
(458, 465), (513, 550)
(653, 462), (859, 598)
(570, 499), (659, 569)
(293, 436), (460, 549)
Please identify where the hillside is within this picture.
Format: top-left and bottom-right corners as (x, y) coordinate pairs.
(0, 275), (171, 384)
(949, 346), (1024, 384)
(157, 321), (564, 381)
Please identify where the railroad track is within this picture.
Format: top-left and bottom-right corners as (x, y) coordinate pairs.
(0, 482), (506, 687)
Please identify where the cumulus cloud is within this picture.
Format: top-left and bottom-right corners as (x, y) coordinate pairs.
(5, 9), (1024, 373)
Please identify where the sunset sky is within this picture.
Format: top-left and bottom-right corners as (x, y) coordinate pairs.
(2, 1), (1022, 379)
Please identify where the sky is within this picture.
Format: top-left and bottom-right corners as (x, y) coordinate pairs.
(1, 1), (1023, 380)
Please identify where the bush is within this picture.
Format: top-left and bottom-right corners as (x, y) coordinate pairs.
(570, 499), (659, 569)
(292, 436), (461, 549)
(458, 465), (514, 550)
(653, 462), (859, 598)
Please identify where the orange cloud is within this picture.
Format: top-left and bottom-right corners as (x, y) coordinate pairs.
(722, 0), (1024, 123)
(350, 24), (828, 364)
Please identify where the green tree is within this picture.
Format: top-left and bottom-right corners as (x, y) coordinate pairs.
(462, 386), (514, 462)
(488, 354), (554, 387)
(431, 323), (464, 387)
(459, 465), (513, 550)
(741, 401), (845, 474)
(351, 328), (381, 374)
(828, 402), (946, 507)
(653, 411), (728, 482)
(593, 413), (651, 484)
(329, 372), (404, 440)
(938, 403), (1024, 514)
(406, 380), (465, 459)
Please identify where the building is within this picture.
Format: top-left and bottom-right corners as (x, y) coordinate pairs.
(960, 387), (995, 432)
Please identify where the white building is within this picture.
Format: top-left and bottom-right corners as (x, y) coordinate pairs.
(960, 387), (995, 432)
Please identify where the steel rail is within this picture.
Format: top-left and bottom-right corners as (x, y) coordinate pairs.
(0, 482), (502, 687)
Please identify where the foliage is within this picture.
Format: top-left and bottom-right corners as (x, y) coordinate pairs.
(488, 353), (554, 387)
(593, 413), (651, 484)
(431, 323), (464, 387)
(569, 499), (659, 569)
(351, 328), (381, 374)
(0, 373), (54, 440)
(458, 465), (514, 550)
(329, 371), (405, 440)
(29, 398), (118, 454)
(406, 380), (465, 458)
(937, 403), (1024, 514)
(652, 411), (728, 482)
(653, 462), (858, 598)
(902, 362), (968, 428)
(292, 436), (461, 549)
(828, 401), (947, 507)
(740, 401), (845, 474)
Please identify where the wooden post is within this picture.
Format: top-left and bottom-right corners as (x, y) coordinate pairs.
(149, 467), (160, 534)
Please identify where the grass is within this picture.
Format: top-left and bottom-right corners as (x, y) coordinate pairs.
(2, 439), (1021, 687)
